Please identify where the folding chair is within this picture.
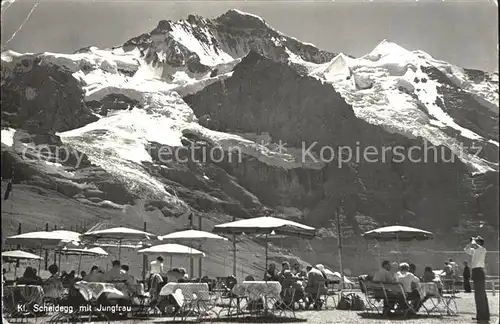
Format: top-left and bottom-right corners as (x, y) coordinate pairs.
(359, 280), (385, 314)
(307, 284), (327, 310)
(323, 280), (338, 309)
(275, 287), (297, 318)
(381, 283), (419, 318)
(440, 279), (458, 316)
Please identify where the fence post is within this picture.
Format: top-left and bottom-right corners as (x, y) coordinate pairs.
(54, 225), (58, 268)
(16, 223), (22, 269)
(44, 223), (49, 270)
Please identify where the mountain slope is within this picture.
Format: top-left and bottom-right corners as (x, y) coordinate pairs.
(1, 9), (498, 276)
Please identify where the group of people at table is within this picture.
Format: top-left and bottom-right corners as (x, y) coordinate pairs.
(365, 259), (466, 316)
(258, 261), (334, 310)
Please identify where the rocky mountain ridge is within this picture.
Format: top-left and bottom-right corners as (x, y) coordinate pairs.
(1, 9), (498, 274)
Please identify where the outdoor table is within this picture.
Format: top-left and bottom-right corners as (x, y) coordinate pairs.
(232, 281), (282, 300)
(230, 281), (282, 316)
(74, 281), (125, 301)
(159, 282), (210, 306)
(2, 284), (44, 318)
(159, 283), (213, 320)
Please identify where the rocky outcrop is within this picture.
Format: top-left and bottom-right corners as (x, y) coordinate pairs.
(184, 52), (500, 235)
(1, 63), (98, 133)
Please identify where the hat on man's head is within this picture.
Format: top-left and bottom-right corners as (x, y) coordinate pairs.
(399, 262), (410, 270)
(474, 236), (485, 245)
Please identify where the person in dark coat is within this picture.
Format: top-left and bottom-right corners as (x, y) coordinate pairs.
(463, 261), (472, 293)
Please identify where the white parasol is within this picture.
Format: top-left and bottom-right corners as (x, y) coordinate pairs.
(6, 230), (81, 248)
(159, 229), (227, 278)
(80, 227), (156, 260)
(138, 243), (205, 269)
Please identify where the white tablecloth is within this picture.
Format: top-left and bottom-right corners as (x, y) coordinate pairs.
(232, 281), (282, 300)
(74, 281), (125, 301)
(159, 283), (210, 307)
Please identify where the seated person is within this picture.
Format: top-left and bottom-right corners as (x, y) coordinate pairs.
(166, 268), (185, 283)
(278, 261), (291, 283)
(396, 263), (422, 312)
(84, 266), (103, 282)
(291, 264), (301, 276)
(33, 269), (43, 283)
(373, 261), (397, 283)
(120, 265), (139, 296)
(422, 266), (436, 282)
(43, 264), (64, 299)
(281, 270), (305, 305)
(315, 264), (328, 282)
(304, 265), (327, 310)
(17, 267), (43, 285)
(264, 263), (280, 281)
(103, 260), (126, 283)
(79, 271), (86, 281)
(245, 275), (255, 281)
(372, 261), (398, 313)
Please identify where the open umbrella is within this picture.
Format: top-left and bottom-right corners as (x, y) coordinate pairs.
(213, 216), (315, 315)
(6, 230), (81, 248)
(80, 227), (156, 260)
(58, 246), (108, 273)
(2, 250), (43, 278)
(59, 247), (108, 257)
(213, 217), (315, 275)
(6, 230), (81, 273)
(159, 229), (227, 277)
(213, 216), (316, 238)
(362, 226), (433, 241)
(362, 225), (434, 262)
(138, 243), (205, 269)
(2, 250), (43, 260)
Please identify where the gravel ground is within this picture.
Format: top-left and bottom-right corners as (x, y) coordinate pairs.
(18, 291), (499, 324)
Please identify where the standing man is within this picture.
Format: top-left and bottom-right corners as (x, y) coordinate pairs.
(463, 261), (472, 293)
(464, 236), (489, 322)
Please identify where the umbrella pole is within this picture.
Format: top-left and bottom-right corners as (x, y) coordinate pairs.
(232, 235), (237, 277)
(170, 255), (173, 269)
(396, 235), (400, 262)
(265, 233), (268, 316)
(118, 239), (122, 261)
(198, 243), (202, 281)
(77, 251), (83, 274)
(189, 248), (194, 279)
(38, 248), (42, 274)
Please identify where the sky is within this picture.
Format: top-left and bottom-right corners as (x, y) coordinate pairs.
(1, 0), (498, 71)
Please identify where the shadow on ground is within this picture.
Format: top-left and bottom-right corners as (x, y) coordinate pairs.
(358, 313), (444, 320)
(155, 316), (306, 323)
